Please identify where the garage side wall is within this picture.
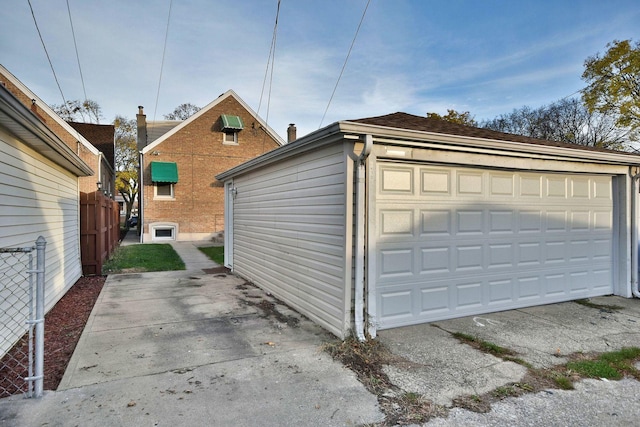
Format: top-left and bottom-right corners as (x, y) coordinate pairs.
(1, 129), (83, 355)
(230, 143), (351, 337)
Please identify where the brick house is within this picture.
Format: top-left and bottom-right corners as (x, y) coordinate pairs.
(0, 65), (116, 196)
(137, 90), (286, 242)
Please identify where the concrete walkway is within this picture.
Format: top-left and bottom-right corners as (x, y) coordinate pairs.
(0, 240), (382, 426)
(1, 237), (640, 426)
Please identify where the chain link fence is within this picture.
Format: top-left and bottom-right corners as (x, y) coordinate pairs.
(0, 237), (46, 398)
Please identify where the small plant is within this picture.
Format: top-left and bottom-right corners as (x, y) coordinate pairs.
(451, 332), (515, 357)
(553, 375), (574, 390)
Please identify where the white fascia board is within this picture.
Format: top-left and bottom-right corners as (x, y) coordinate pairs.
(0, 65), (100, 156)
(0, 85), (93, 176)
(142, 89), (285, 155)
(338, 121), (640, 166)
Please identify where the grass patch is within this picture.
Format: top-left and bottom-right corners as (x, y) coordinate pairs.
(102, 244), (185, 274)
(198, 245), (224, 265)
(566, 347), (640, 380)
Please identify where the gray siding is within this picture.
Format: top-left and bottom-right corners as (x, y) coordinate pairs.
(232, 143), (351, 337)
(1, 130), (82, 355)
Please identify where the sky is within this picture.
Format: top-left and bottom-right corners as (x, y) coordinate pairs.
(1, 0), (639, 139)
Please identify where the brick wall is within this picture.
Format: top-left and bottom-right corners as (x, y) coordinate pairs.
(143, 96), (281, 238)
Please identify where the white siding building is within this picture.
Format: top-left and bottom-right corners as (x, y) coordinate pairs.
(217, 113), (640, 339)
(0, 85), (92, 355)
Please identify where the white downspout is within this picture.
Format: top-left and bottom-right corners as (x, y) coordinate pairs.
(630, 167), (640, 298)
(139, 152), (144, 243)
(354, 134), (373, 341)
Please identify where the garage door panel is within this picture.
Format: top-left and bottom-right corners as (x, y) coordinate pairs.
(375, 163), (614, 329)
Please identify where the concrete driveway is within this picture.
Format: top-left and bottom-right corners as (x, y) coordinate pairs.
(1, 240), (640, 426)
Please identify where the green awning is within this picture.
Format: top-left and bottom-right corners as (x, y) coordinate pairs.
(151, 161), (178, 183)
(221, 114), (244, 130)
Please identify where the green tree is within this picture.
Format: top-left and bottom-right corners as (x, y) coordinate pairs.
(114, 115), (138, 223)
(164, 103), (201, 120)
(427, 109), (478, 127)
(582, 39), (640, 140)
(52, 99), (103, 123)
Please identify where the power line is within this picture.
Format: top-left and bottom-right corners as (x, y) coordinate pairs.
(28, 0), (68, 108)
(66, 0), (87, 101)
(258, 0), (281, 127)
(318, 0), (371, 129)
(153, 0), (173, 122)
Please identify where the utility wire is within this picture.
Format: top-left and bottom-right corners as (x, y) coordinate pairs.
(257, 0), (281, 125)
(66, 0), (87, 101)
(319, 0), (371, 129)
(28, 0), (68, 108)
(153, 0), (173, 122)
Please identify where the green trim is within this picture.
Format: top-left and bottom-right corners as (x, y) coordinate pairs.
(151, 161), (178, 183)
(221, 114), (244, 130)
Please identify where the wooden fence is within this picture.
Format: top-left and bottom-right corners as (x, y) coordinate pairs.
(80, 191), (120, 275)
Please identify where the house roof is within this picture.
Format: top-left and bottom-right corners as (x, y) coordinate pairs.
(217, 111), (640, 182)
(141, 90), (286, 154)
(68, 122), (115, 169)
(147, 120), (181, 143)
(349, 112), (632, 156)
(0, 84), (93, 176)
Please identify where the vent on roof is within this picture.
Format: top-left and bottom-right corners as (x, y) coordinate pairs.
(221, 114), (244, 130)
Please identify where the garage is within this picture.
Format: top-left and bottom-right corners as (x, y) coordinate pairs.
(374, 163), (614, 329)
(217, 112), (640, 339)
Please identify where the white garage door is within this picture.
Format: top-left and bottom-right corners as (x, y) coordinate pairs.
(375, 163), (614, 329)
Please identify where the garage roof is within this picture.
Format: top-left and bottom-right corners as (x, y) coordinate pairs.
(350, 112), (631, 155)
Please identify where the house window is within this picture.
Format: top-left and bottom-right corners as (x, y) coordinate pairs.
(150, 222), (178, 241)
(150, 161), (178, 200)
(155, 182), (174, 199)
(220, 114), (243, 145)
(223, 130), (238, 145)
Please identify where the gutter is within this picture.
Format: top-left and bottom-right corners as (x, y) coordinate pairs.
(354, 134), (373, 341)
(630, 167), (640, 298)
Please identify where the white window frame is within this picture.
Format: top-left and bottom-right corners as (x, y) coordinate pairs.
(154, 182), (175, 199)
(223, 130), (239, 145)
(150, 222), (178, 241)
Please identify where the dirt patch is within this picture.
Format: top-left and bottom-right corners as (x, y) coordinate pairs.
(203, 266), (230, 275)
(245, 299), (300, 328)
(0, 275), (105, 397)
(324, 337), (448, 426)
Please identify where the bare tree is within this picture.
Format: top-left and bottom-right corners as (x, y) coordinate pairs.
(482, 98), (629, 150)
(164, 103), (201, 120)
(52, 99), (103, 123)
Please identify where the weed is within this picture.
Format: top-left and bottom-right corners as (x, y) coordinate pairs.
(451, 332), (514, 357)
(553, 375), (574, 390)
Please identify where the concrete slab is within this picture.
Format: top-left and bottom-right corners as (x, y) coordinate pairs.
(2, 349), (382, 427)
(379, 325), (528, 406)
(431, 297), (640, 369)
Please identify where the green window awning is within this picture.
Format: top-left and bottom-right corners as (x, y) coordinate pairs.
(151, 161), (178, 183)
(221, 114), (244, 130)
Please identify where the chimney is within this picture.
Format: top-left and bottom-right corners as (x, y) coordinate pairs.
(287, 123), (297, 143)
(136, 105), (147, 151)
